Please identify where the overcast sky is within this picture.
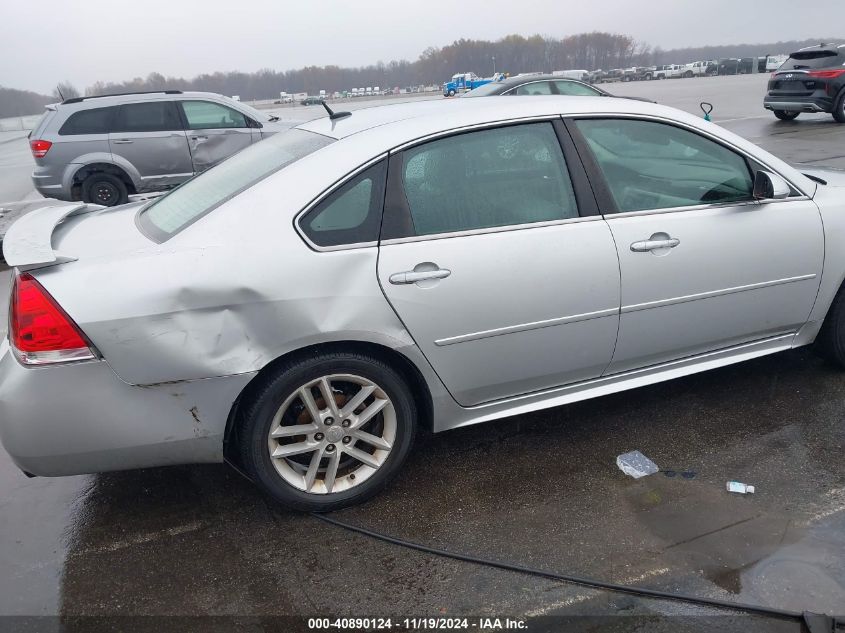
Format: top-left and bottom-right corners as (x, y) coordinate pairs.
(2, 0), (843, 94)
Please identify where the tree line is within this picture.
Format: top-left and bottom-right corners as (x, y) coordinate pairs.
(1, 34), (841, 117)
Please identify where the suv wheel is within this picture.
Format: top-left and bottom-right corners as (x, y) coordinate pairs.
(238, 351), (417, 512)
(773, 110), (800, 121)
(833, 89), (845, 123)
(82, 174), (128, 207)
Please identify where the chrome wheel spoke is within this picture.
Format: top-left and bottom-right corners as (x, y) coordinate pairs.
(270, 423), (317, 438)
(299, 386), (322, 424)
(351, 429), (392, 451)
(318, 377), (341, 419)
(304, 447), (325, 492)
(323, 450), (341, 493)
(343, 445), (381, 469)
(350, 398), (388, 430)
(340, 385), (376, 418)
(271, 441), (316, 459)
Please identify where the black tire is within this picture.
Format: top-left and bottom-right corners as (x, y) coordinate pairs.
(447, 89), (456, 97)
(81, 173), (128, 207)
(684, 71), (694, 78)
(773, 110), (800, 121)
(237, 351), (417, 512)
(815, 284), (845, 366)
(833, 89), (845, 123)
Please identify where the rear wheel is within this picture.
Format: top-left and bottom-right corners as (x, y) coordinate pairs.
(815, 285), (845, 366)
(81, 173), (128, 207)
(773, 110), (799, 121)
(833, 90), (845, 123)
(238, 352), (417, 512)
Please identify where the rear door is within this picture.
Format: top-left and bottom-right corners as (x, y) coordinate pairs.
(109, 101), (193, 191)
(377, 121), (621, 407)
(178, 100), (259, 173)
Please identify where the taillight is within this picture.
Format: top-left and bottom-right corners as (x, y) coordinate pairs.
(29, 139), (52, 159)
(807, 69), (845, 79)
(9, 273), (95, 365)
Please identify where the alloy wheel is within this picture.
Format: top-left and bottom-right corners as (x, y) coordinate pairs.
(267, 374), (396, 494)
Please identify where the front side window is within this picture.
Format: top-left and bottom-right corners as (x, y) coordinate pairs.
(554, 81), (601, 96)
(113, 102), (182, 133)
(181, 100), (248, 129)
(300, 161), (387, 247)
(139, 128), (332, 239)
(513, 82), (553, 96)
(575, 118), (754, 213)
(401, 123), (578, 236)
(58, 107), (115, 135)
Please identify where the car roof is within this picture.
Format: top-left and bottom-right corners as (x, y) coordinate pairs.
(298, 95), (673, 142)
(491, 74), (584, 87)
(57, 91), (230, 110)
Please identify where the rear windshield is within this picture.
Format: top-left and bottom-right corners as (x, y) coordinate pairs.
(781, 50), (844, 70)
(138, 128), (333, 240)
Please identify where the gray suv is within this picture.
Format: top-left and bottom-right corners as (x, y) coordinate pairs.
(29, 90), (288, 206)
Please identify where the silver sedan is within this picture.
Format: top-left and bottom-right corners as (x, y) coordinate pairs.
(2, 96), (844, 511)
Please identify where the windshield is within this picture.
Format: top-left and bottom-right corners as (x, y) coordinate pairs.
(139, 128), (333, 240)
(463, 82), (504, 97)
(781, 51), (843, 70)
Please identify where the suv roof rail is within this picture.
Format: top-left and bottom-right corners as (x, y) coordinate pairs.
(61, 90), (183, 105)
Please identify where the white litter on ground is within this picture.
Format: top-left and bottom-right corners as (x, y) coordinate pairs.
(616, 450), (659, 479)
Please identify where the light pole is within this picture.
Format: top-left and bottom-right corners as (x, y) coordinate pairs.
(492, 56), (496, 76)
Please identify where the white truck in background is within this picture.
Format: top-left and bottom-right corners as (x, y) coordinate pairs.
(653, 64), (684, 79)
(681, 61), (714, 77)
(279, 92), (293, 103)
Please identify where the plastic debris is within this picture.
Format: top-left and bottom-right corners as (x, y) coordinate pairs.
(726, 481), (755, 494)
(617, 450), (659, 479)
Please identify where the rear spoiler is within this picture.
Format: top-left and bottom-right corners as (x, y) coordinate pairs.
(2, 203), (100, 271)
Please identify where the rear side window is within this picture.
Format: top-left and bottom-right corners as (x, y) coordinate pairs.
(400, 122), (578, 236)
(58, 107), (115, 135)
(113, 101), (182, 133)
(299, 161), (387, 247)
(781, 50), (844, 70)
(139, 128), (333, 240)
(554, 81), (601, 96)
(512, 82), (553, 95)
(180, 100), (248, 129)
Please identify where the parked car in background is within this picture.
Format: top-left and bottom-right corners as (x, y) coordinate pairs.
(6, 96), (839, 512)
(682, 61), (716, 77)
(764, 43), (845, 122)
(301, 96), (324, 105)
(463, 74), (655, 102)
(28, 90), (287, 207)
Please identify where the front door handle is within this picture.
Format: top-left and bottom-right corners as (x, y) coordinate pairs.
(630, 238), (680, 252)
(112, 139), (133, 144)
(190, 135), (208, 141)
(389, 268), (451, 285)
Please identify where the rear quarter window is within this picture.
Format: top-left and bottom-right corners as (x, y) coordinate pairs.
(58, 107), (115, 135)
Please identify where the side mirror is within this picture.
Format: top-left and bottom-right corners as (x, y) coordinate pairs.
(753, 170), (790, 200)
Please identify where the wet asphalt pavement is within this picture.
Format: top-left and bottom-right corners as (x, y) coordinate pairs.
(1, 74), (845, 631)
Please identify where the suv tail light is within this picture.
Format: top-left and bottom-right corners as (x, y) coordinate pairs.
(9, 273), (96, 365)
(29, 139), (52, 159)
(807, 69), (845, 79)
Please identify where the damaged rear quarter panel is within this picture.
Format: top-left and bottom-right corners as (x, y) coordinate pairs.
(33, 147), (416, 386)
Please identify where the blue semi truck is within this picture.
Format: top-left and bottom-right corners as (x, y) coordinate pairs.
(443, 72), (504, 96)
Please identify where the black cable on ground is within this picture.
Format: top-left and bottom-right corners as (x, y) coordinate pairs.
(313, 513), (841, 631)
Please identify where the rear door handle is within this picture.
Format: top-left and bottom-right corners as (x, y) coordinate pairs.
(630, 238), (680, 252)
(389, 268), (451, 285)
(190, 135), (208, 141)
(112, 139), (133, 144)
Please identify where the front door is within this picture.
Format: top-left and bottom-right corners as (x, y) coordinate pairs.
(570, 117), (824, 374)
(178, 100), (258, 173)
(377, 122), (621, 406)
(109, 101), (193, 191)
